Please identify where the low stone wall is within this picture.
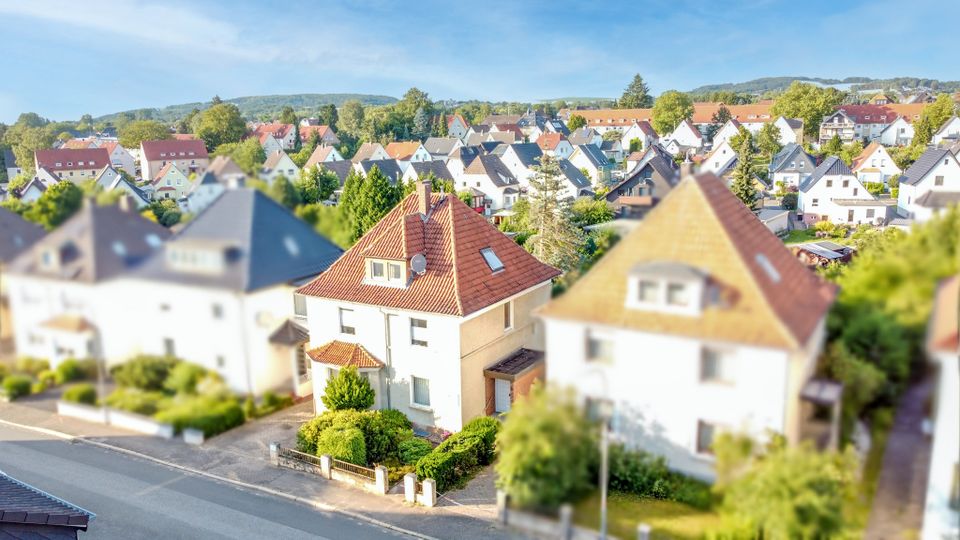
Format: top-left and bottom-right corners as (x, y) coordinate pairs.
(55, 401), (174, 440)
(270, 443), (390, 495)
(56, 401), (108, 424)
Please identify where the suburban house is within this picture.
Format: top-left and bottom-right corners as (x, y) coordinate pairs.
(101, 141), (136, 177)
(299, 125), (340, 147)
(490, 123), (524, 141)
(568, 127), (603, 147)
(207, 155), (247, 186)
(18, 178), (48, 203)
(460, 155), (521, 212)
(467, 131), (515, 146)
(3, 148), (22, 180)
(797, 156), (888, 225)
(540, 171), (838, 481)
(446, 114), (471, 140)
(700, 140), (738, 176)
(819, 104), (926, 144)
(932, 116), (960, 146)
(352, 142), (390, 164)
(252, 123), (297, 150)
(554, 159), (594, 200)
(569, 143), (612, 185)
(712, 119), (743, 147)
(112, 189), (343, 397)
(296, 182), (561, 431)
(560, 102), (777, 133)
(605, 145), (680, 218)
(620, 121), (658, 153)
(258, 133), (284, 154)
(0, 471), (95, 539)
(897, 148), (960, 222)
(499, 142), (544, 187)
(92, 164), (122, 191)
(401, 160), (454, 186)
(319, 160), (355, 190)
(600, 139), (623, 162)
(536, 133), (574, 159)
(665, 119), (704, 151)
(151, 163), (193, 201)
(140, 139), (209, 183)
(879, 116), (915, 147)
(851, 142), (901, 185)
(6, 198), (171, 366)
(445, 145), (483, 179)
(261, 150), (300, 185)
(304, 145), (344, 169)
(96, 166), (149, 208)
(183, 171), (225, 214)
(922, 275), (959, 540)
(385, 141), (432, 170)
(355, 159), (405, 186)
(34, 147), (110, 183)
(423, 137), (463, 161)
(769, 143), (817, 189)
(0, 208), (45, 343)
(770, 116), (803, 145)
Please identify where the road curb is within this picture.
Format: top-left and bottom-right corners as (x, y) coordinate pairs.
(0, 418), (438, 540)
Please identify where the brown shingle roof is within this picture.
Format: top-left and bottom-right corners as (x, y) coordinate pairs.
(141, 139), (208, 161)
(541, 172), (836, 349)
(307, 340), (384, 368)
(35, 148), (110, 172)
(297, 190), (560, 316)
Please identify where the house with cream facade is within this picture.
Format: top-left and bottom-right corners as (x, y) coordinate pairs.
(297, 182), (560, 433)
(140, 139), (209, 183)
(540, 172), (838, 481)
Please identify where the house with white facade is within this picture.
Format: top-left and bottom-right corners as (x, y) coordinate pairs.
(182, 171), (224, 214)
(569, 144), (612, 185)
(897, 148), (960, 222)
(252, 123), (297, 151)
(798, 156), (888, 225)
(536, 133), (573, 159)
(298, 125), (340, 147)
(499, 143), (543, 188)
(700, 140), (737, 176)
(712, 119), (743, 147)
(460, 155), (521, 212)
(423, 137), (463, 161)
(101, 142), (136, 177)
(879, 116), (915, 147)
(621, 121), (658, 153)
(261, 150), (300, 185)
(568, 128), (603, 148)
(768, 143), (816, 189)
(3, 148), (22, 181)
(932, 116), (960, 146)
(385, 142), (432, 172)
(445, 146), (483, 180)
(446, 114), (470, 140)
(850, 142), (901, 185)
(666, 119), (703, 150)
(354, 160), (405, 186)
(93, 165), (122, 191)
(770, 117), (803, 145)
(540, 171), (838, 481)
(922, 275), (959, 540)
(304, 145), (343, 170)
(34, 148), (110, 184)
(401, 160), (454, 187)
(207, 155), (247, 187)
(296, 182), (560, 432)
(554, 159), (594, 200)
(351, 142), (390, 164)
(18, 178), (48, 203)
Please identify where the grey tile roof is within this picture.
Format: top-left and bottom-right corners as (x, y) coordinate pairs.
(769, 143), (807, 173)
(423, 137), (460, 155)
(0, 471), (93, 530)
(0, 208), (45, 262)
(574, 144), (607, 169)
(408, 160), (454, 182)
(567, 128), (598, 146)
(914, 189), (960, 208)
(900, 148), (952, 186)
(3, 148), (19, 170)
(9, 201), (170, 283)
(132, 189), (342, 292)
(467, 155), (518, 188)
(319, 160), (354, 185)
(600, 140), (621, 152)
(478, 141), (506, 154)
(358, 159), (403, 184)
(782, 118), (803, 129)
(800, 156), (852, 192)
(557, 159), (592, 191)
(507, 142), (544, 168)
(450, 145), (483, 168)
(547, 119), (570, 136)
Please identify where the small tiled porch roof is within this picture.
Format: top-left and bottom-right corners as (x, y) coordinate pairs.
(268, 319), (309, 346)
(306, 341), (384, 369)
(483, 348), (543, 381)
(39, 315), (95, 334)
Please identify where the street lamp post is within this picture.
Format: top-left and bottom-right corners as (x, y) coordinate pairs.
(599, 408), (609, 540)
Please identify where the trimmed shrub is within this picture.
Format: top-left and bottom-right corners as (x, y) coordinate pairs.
(54, 358), (97, 384)
(155, 397), (244, 437)
(63, 383), (97, 405)
(103, 388), (166, 415)
(399, 438), (433, 465)
(316, 426), (366, 465)
(2, 375), (32, 400)
(415, 451), (457, 492)
(462, 416), (500, 465)
(163, 363), (207, 394)
(296, 409), (368, 454)
(242, 395), (256, 420)
(111, 355), (179, 391)
(37, 369), (57, 386)
(31, 381), (47, 394)
(608, 444), (713, 510)
(364, 409), (413, 464)
(416, 430), (487, 491)
(258, 391), (294, 416)
(15, 357), (49, 376)
(321, 366), (375, 411)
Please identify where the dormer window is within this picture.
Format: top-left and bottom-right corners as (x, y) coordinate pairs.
(638, 280), (659, 303)
(666, 283), (689, 307)
(627, 262), (706, 316)
(365, 258), (405, 286)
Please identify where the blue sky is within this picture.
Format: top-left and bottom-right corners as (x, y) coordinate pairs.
(1, 0), (957, 123)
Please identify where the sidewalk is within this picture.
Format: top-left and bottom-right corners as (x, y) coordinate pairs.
(0, 398), (512, 540)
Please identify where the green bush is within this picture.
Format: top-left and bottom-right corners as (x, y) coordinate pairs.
(54, 358), (97, 384)
(399, 438), (433, 465)
(154, 397), (244, 437)
(321, 366), (375, 411)
(31, 381), (47, 394)
(415, 451), (458, 492)
(0, 363), (8, 382)
(111, 355), (179, 391)
(63, 383), (97, 405)
(316, 426), (367, 465)
(257, 391), (294, 416)
(15, 357), (49, 376)
(364, 409), (413, 464)
(37, 369), (57, 386)
(163, 362), (207, 394)
(2, 375), (32, 400)
(296, 409), (368, 454)
(608, 444), (713, 509)
(103, 388), (166, 415)
(781, 192), (798, 210)
(415, 430), (487, 491)
(462, 417), (500, 465)
(243, 395), (256, 420)
(812, 220), (835, 234)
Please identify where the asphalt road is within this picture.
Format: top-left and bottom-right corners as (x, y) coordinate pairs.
(0, 423), (412, 539)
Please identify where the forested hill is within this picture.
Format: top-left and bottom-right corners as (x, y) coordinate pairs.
(94, 93), (397, 123)
(690, 76), (960, 95)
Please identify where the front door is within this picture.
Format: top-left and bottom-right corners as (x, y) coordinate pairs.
(847, 209), (854, 222)
(494, 379), (511, 414)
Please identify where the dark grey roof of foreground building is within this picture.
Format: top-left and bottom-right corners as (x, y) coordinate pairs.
(0, 208), (45, 263)
(0, 470), (94, 533)
(900, 148), (952, 186)
(133, 189), (343, 292)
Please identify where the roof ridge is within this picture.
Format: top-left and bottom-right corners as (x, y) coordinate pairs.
(445, 195), (465, 316)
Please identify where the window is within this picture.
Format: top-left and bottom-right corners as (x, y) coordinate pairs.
(212, 303), (223, 319)
(853, 188), (858, 196)
(842, 180), (849, 188)
(700, 348), (732, 383)
(163, 338), (176, 357)
(935, 175), (944, 186)
(826, 179), (833, 187)
(371, 261), (385, 279)
(388, 262), (402, 282)
(697, 421), (717, 454)
(812, 198), (819, 207)
(866, 208), (875, 219)
(339, 308), (355, 335)
(160, 303), (170, 311)
(480, 248), (504, 272)
(295, 345), (310, 380)
(638, 280), (659, 303)
(585, 331), (614, 362)
(666, 283), (689, 306)
(503, 301), (513, 330)
(412, 376), (431, 407)
(410, 318), (428, 347)
(293, 294), (307, 319)
(216, 355), (225, 368)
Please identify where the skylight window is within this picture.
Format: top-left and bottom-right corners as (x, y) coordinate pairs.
(755, 254), (781, 283)
(480, 248), (504, 272)
(283, 236), (300, 257)
(112, 241), (127, 257)
(145, 234), (162, 248)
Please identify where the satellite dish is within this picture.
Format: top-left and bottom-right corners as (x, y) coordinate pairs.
(410, 253), (427, 275)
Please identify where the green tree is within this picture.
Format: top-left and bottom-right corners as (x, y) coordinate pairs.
(267, 175), (301, 209)
(570, 197), (613, 226)
(730, 131), (759, 209)
(296, 203), (353, 248)
(316, 103), (338, 127)
(3, 124), (56, 176)
(495, 385), (597, 508)
(525, 155), (583, 271)
(412, 107), (430, 139)
(770, 82), (846, 139)
(296, 167), (338, 204)
(176, 108), (201, 134)
(566, 114), (587, 131)
(912, 93), (957, 147)
(337, 100), (365, 139)
(321, 366), (375, 411)
(23, 181), (83, 230)
(118, 120), (170, 148)
(650, 91), (694, 135)
(279, 105), (297, 126)
(212, 137), (266, 174)
(820, 134), (844, 157)
(617, 74), (653, 109)
(706, 104), (732, 141)
(353, 166), (401, 238)
(755, 121), (783, 161)
(194, 103), (246, 150)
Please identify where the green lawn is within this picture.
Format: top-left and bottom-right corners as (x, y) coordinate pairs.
(782, 228), (817, 245)
(573, 491), (720, 540)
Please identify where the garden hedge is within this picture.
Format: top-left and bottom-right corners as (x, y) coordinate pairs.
(399, 438), (433, 465)
(461, 417), (500, 465)
(415, 423), (494, 492)
(2, 375), (32, 400)
(63, 383), (97, 405)
(316, 426), (367, 466)
(103, 388), (166, 416)
(15, 357), (49, 376)
(111, 355), (179, 391)
(55, 359), (97, 384)
(608, 444), (713, 509)
(155, 398), (244, 437)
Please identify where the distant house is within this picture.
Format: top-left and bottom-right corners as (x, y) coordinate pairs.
(568, 127), (603, 147)
(460, 154), (521, 212)
(318, 160), (355, 192)
(553, 159), (594, 200)
(354, 159), (405, 186)
(296, 182), (560, 431)
(445, 145), (483, 179)
(498, 142), (544, 188)
(620, 121), (658, 153)
(798, 156), (888, 225)
(140, 139), (209, 183)
(0, 471), (95, 539)
(569, 143), (612, 185)
(18, 177), (48, 203)
(536, 133), (573, 159)
(757, 207), (790, 236)
(151, 163), (193, 201)
(819, 110), (856, 145)
(897, 148), (960, 222)
(700, 139), (738, 176)
(932, 116), (960, 146)
(34, 147), (110, 184)
(820, 104), (927, 144)
(351, 142), (390, 164)
(600, 139), (623, 162)
(773, 117), (804, 145)
(466, 131), (515, 146)
(384, 142), (432, 171)
(261, 150), (300, 185)
(101, 141), (137, 177)
(712, 119), (743, 147)
(258, 133), (284, 155)
(252, 123), (297, 151)
(423, 137), (463, 161)
(183, 171), (225, 214)
(850, 142), (901, 185)
(93, 164), (122, 191)
(879, 116), (914, 147)
(207, 155), (247, 187)
(299, 125), (340, 147)
(604, 145), (680, 218)
(446, 114), (471, 140)
(303, 145), (343, 170)
(491, 123), (524, 141)
(3, 148), (22, 180)
(665, 119), (703, 150)
(401, 160), (454, 186)
(108, 176), (151, 209)
(769, 143), (816, 189)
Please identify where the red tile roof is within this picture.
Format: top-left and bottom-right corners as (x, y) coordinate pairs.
(536, 132), (567, 151)
(307, 341), (384, 369)
(447, 114), (470, 129)
(297, 189), (561, 316)
(299, 125), (337, 143)
(141, 139), (208, 161)
(35, 148), (110, 172)
(385, 141), (423, 161)
(851, 142), (883, 171)
(172, 133), (198, 140)
(252, 123), (294, 140)
(836, 104), (927, 124)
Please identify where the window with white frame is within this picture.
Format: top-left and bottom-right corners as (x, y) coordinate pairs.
(339, 307), (355, 335)
(585, 331), (614, 362)
(700, 347), (733, 383)
(666, 283), (689, 307)
(293, 294), (307, 319)
(503, 301), (513, 330)
(696, 421), (717, 454)
(412, 376), (430, 407)
(370, 260), (385, 279)
(410, 318), (428, 347)
(638, 280), (659, 303)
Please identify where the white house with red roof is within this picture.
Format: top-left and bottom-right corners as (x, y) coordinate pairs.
(447, 114), (470, 140)
(535, 133), (573, 159)
(151, 163), (193, 200)
(851, 142), (901, 185)
(100, 141), (136, 177)
(140, 139), (209, 183)
(303, 145), (343, 170)
(820, 104), (927, 145)
(261, 150), (300, 185)
(296, 181), (560, 432)
(620, 121), (658, 152)
(298, 125), (340, 147)
(665, 119), (703, 150)
(251, 123), (297, 150)
(33, 148), (110, 183)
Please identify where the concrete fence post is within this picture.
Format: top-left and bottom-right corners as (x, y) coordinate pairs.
(637, 523), (652, 540)
(403, 473), (417, 504)
(496, 489), (509, 525)
(558, 504), (573, 540)
(319, 455), (332, 479)
(421, 479), (437, 508)
(374, 466), (389, 495)
(269, 442), (279, 466)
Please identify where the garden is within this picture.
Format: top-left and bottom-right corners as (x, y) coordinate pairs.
(0, 357), (97, 401)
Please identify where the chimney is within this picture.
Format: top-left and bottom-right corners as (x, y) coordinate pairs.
(417, 180), (431, 216)
(117, 194), (134, 213)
